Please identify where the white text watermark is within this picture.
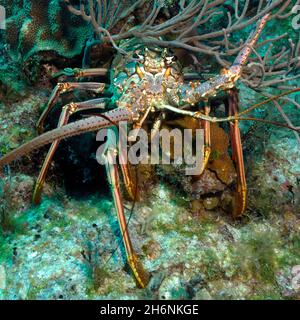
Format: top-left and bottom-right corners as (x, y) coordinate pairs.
(292, 5), (300, 30)
(95, 122), (204, 176)
(0, 6), (5, 30)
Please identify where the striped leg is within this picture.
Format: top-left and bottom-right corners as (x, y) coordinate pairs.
(104, 143), (150, 288)
(201, 101), (211, 174)
(53, 68), (108, 79)
(33, 98), (108, 204)
(228, 89), (247, 217)
(37, 82), (108, 134)
(119, 162), (139, 201)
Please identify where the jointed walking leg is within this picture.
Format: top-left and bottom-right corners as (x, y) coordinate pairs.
(37, 82), (108, 133)
(33, 98), (108, 204)
(228, 89), (247, 217)
(201, 101), (211, 174)
(53, 68), (108, 79)
(104, 144), (150, 288)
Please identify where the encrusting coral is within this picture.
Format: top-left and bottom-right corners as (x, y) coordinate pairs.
(2, 0), (91, 60)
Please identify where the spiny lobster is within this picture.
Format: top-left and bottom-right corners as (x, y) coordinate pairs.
(0, 13), (299, 288)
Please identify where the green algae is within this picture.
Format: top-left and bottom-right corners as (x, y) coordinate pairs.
(233, 225), (280, 284)
(0, 235), (13, 264)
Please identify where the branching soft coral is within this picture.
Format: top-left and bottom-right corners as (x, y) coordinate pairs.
(64, 0), (300, 141)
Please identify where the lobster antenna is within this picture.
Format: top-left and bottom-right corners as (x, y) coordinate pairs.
(237, 88), (300, 117)
(237, 117), (299, 132)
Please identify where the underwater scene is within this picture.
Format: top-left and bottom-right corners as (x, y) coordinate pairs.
(0, 0), (299, 300)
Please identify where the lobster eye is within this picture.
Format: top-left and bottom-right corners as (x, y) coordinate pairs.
(165, 56), (175, 65)
(133, 51), (144, 61)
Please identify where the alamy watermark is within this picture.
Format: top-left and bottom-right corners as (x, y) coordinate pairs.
(0, 5), (5, 30)
(95, 122), (204, 176)
(292, 5), (300, 30)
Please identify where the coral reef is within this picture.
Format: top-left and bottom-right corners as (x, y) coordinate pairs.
(1, 0), (91, 60)
(0, 180), (299, 300)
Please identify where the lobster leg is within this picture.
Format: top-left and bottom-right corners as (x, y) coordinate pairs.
(228, 89), (247, 217)
(201, 101), (211, 174)
(103, 140), (150, 288)
(33, 99), (108, 204)
(74, 68), (108, 78)
(37, 82), (108, 134)
(119, 163), (138, 201)
(54, 68), (108, 79)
